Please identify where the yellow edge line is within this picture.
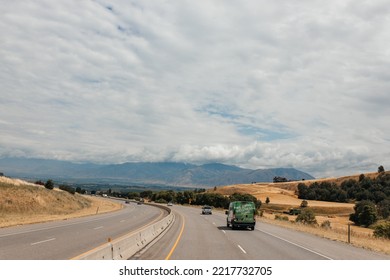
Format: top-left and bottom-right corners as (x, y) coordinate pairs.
(165, 212), (185, 260)
(70, 207), (165, 260)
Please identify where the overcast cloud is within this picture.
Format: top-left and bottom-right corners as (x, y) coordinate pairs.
(1, 0), (389, 178)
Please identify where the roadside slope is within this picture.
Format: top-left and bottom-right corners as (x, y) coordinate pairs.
(0, 177), (121, 228)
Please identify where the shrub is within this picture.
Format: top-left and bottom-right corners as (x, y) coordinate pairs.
(300, 200), (308, 208)
(321, 220), (332, 229)
(296, 208), (318, 225)
(44, 180), (54, 190)
(373, 221), (390, 239)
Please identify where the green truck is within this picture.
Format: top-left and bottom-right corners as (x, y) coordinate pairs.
(225, 201), (256, 230)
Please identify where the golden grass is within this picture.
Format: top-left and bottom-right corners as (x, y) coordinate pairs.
(259, 214), (390, 255)
(211, 172), (390, 255)
(0, 177), (122, 228)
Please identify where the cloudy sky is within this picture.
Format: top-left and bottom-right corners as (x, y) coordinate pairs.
(1, 0), (389, 178)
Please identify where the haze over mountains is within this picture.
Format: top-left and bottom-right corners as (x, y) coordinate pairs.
(0, 158), (314, 187)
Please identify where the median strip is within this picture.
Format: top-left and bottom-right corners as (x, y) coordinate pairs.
(72, 203), (173, 260)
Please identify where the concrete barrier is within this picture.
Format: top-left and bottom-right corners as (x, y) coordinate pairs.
(74, 204), (174, 260)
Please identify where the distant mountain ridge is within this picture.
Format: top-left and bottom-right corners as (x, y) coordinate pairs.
(0, 158), (314, 187)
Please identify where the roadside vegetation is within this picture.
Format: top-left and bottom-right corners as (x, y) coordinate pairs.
(0, 177), (121, 228)
(127, 188), (262, 211)
(296, 168), (390, 239)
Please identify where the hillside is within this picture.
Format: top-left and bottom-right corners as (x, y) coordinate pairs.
(212, 171), (385, 205)
(0, 176), (121, 228)
(0, 158), (314, 187)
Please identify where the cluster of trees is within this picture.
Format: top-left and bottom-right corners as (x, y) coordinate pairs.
(273, 176), (289, 183)
(127, 189), (261, 210)
(297, 169), (390, 228)
(298, 168), (389, 204)
(297, 181), (348, 202)
(297, 172), (390, 207)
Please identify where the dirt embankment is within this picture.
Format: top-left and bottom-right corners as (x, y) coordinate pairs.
(0, 177), (122, 228)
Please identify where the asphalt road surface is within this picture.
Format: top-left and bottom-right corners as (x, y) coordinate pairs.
(134, 204), (390, 260)
(0, 201), (165, 260)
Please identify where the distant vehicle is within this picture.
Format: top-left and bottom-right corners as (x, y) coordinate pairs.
(226, 201), (256, 230)
(201, 205), (212, 215)
(284, 208), (301, 215)
(167, 202), (173, 206)
(125, 201), (130, 204)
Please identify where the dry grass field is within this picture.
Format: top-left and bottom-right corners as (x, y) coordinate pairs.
(211, 172), (390, 255)
(0, 176), (122, 228)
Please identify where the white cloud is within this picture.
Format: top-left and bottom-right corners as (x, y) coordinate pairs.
(1, 0), (389, 178)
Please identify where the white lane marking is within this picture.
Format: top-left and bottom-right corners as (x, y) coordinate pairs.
(0, 206), (137, 238)
(238, 245), (247, 254)
(258, 229), (333, 260)
(31, 238), (56, 246)
(222, 230), (226, 234)
(120, 220), (126, 223)
(94, 226), (103, 230)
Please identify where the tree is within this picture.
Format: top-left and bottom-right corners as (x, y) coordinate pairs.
(377, 199), (390, 219)
(265, 197), (270, 204)
(44, 180), (54, 190)
(378, 165), (385, 173)
(349, 200), (378, 227)
(373, 221), (390, 239)
(273, 176), (288, 183)
(127, 192), (140, 199)
(300, 200), (308, 208)
(140, 190), (153, 199)
(296, 209), (317, 225)
(297, 183), (308, 199)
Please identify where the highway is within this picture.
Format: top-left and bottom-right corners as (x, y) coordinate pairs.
(134, 204), (390, 260)
(0, 201), (165, 260)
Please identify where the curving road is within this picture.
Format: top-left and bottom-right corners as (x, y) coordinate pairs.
(0, 201), (165, 260)
(134, 204), (390, 260)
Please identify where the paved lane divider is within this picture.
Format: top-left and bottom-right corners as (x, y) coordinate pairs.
(72, 203), (174, 260)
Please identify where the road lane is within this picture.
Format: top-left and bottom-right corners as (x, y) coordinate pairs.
(136, 205), (390, 260)
(0, 201), (166, 259)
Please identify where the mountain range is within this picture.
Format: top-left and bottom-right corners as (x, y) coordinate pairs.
(0, 158), (314, 187)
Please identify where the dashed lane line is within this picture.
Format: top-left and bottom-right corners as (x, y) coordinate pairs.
(31, 238), (56, 246)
